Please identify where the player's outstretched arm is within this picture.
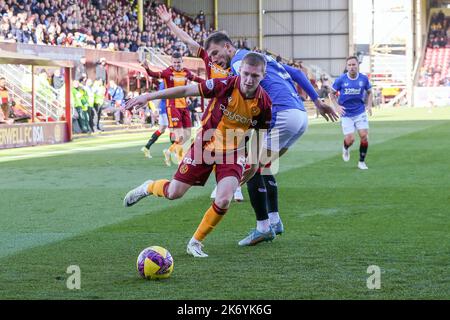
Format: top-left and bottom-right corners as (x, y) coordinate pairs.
(282, 64), (319, 101)
(125, 85), (200, 110)
(192, 74), (205, 83)
(328, 91), (345, 117)
(156, 5), (201, 55)
(283, 64), (338, 122)
(141, 60), (162, 78)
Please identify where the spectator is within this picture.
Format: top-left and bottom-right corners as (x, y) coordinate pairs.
(93, 79), (106, 131)
(318, 74), (331, 99)
(51, 69), (64, 90)
(0, 77), (13, 120)
(107, 80), (125, 125)
(95, 57), (107, 82)
(84, 78), (96, 132)
(71, 80), (90, 133)
(74, 56), (87, 81)
(195, 10), (205, 26)
(0, 108), (14, 124)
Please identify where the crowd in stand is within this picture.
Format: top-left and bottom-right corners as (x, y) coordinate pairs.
(427, 10), (450, 48)
(417, 10), (450, 87)
(0, 0), (213, 56)
(418, 64), (450, 87)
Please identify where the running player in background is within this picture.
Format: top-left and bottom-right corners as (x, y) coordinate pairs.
(142, 51), (204, 164)
(124, 53), (272, 257)
(329, 56), (372, 170)
(155, 5), (244, 201)
(141, 81), (170, 159)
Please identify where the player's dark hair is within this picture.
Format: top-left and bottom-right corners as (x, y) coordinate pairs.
(171, 51), (182, 59)
(204, 31), (233, 51)
(346, 56), (359, 63)
(242, 52), (267, 73)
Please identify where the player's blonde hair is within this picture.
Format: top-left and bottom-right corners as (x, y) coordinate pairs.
(242, 52), (267, 73)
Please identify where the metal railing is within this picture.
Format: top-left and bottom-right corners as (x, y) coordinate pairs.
(137, 46), (169, 68)
(0, 64), (64, 121)
(370, 45), (408, 90)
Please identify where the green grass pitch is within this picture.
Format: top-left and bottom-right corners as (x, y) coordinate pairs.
(0, 107), (449, 299)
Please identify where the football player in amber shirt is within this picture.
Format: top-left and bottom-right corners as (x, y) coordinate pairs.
(154, 4), (246, 203)
(142, 51), (204, 164)
(124, 53), (271, 258)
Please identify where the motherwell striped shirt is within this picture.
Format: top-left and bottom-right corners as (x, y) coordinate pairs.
(197, 76), (272, 153)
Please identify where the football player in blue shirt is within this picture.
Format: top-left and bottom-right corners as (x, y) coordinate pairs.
(203, 32), (338, 246)
(329, 56), (373, 170)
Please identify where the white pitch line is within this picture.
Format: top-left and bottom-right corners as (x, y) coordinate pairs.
(0, 140), (147, 163)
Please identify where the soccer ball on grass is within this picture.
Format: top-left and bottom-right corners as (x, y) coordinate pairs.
(136, 246), (174, 280)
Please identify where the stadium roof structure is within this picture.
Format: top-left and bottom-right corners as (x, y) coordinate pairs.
(0, 50), (74, 68)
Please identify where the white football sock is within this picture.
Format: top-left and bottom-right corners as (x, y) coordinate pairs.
(268, 212), (280, 225)
(256, 219), (271, 233)
(189, 236), (201, 244)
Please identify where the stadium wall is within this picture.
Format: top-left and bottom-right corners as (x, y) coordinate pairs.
(217, 0), (259, 49)
(170, 0), (214, 29)
(262, 0), (349, 77)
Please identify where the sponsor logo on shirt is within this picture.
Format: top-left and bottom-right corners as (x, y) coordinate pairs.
(170, 75), (187, 82)
(220, 104), (257, 126)
(343, 88), (362, 95)
(182, 157), (197, 166)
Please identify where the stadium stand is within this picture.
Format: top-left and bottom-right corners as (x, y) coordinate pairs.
(0, 0), (214, 56)
(418, 10), (450, 87)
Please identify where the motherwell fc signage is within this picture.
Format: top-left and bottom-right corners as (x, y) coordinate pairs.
(0, 122), (69, 149)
